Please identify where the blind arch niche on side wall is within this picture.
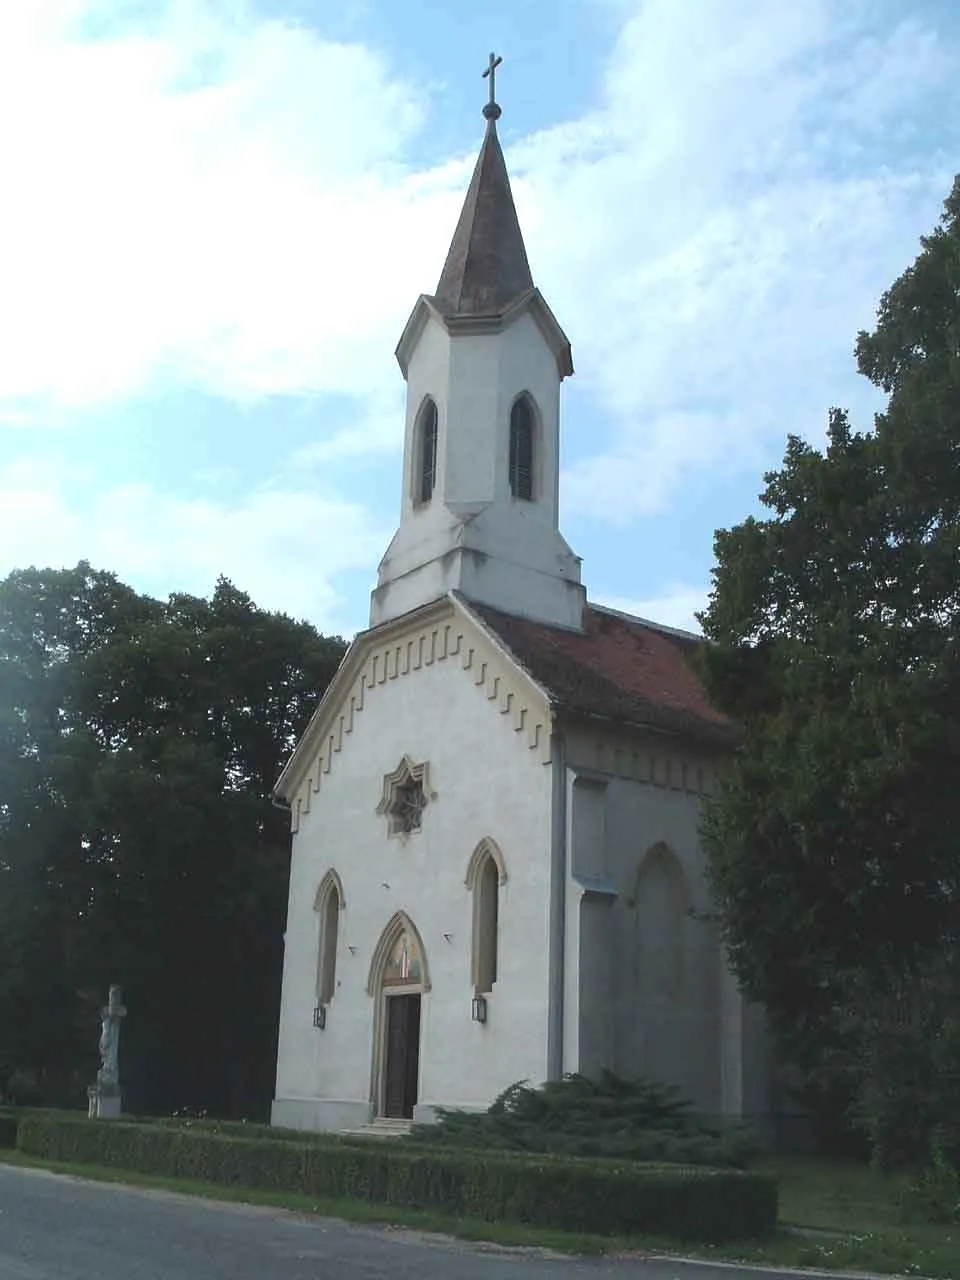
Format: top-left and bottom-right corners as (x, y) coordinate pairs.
(632, 842), (688, 1004)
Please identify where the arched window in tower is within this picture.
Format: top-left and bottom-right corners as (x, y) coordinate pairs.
(509, 396), (535, 500)
(467, 839), (506, 994)
(314, 871), (343, 1007)
(415, 398), (439, 505)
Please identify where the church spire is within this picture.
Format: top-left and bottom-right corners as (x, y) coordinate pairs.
(374, 54), (583, 633)
(432, 53), (535, 318)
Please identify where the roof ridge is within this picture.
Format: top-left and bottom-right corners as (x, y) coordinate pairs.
(587, 601), (704, 644)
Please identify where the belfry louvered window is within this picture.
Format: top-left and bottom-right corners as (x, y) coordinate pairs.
(417, 399), (438, 504)
(509, 397), (534, 500)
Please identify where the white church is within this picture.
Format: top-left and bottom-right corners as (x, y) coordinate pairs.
(271, 68), (771, 1135)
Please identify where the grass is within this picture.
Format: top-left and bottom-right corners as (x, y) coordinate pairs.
(768, 1152), (917, 1231)
(757, 1153), (960, 1277)
(2, 1136), (959, 1276)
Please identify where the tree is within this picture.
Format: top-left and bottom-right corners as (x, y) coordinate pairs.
(0, 564), (345, 1116)
(697, 176), (960, 1160)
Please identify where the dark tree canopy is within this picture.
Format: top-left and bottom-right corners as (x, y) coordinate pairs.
(697, 177), (960, 1162)
(0, 563), (345, 1118)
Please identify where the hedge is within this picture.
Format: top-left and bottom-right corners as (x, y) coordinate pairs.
(15, 1114), (777, 1242)
(0, 1115), (17, 1148)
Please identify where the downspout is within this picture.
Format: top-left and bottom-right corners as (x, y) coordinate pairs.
(547, 722), (567, 1081)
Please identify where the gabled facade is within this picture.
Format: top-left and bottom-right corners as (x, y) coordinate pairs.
(272, 594), (557, 1128)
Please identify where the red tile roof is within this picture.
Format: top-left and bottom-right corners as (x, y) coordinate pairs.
(470, 600), (738, 748)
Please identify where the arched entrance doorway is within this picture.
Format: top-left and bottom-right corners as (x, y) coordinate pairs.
(367, 912), (430, 1119)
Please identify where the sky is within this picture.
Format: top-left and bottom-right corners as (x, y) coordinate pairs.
(1, 0), (958, 639)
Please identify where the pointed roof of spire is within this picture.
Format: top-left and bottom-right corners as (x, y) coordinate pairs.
(431, 111), (535, 318)
(396, 57), (572, 381)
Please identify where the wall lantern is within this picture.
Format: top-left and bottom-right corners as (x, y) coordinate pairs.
(313, 1004), (327, 1030)
(471, 994), (488, 1024)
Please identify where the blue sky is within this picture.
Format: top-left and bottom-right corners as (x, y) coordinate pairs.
(1, 0), (958, 637)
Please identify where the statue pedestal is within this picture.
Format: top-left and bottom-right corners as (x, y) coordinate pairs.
(87, 1083), (122, 1120)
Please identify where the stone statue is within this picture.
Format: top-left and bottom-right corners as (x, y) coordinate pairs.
(89, 985), (127, 1116)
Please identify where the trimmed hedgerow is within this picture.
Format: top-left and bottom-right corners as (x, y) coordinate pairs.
(16, 1113), (777, 1243)
(408, 1073), (760, 1168)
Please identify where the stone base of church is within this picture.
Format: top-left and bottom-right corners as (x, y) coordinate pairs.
(271, 1097), (491, 1132)
(271, 1097), (373, 1133)
(411, 1101), (485, 1125)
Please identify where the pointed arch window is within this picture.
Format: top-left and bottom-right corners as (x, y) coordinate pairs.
(509, 396), (535, 501)
(466, 840), (507, 994)
(415, 398), (438, 505)
(314, 872), (344, 1007)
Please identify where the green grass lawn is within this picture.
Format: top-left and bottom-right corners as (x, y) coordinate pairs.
(765, 1152), (915, 1231)
(756, 1152), (959, 1276)
(1, 1141), (958, 1277)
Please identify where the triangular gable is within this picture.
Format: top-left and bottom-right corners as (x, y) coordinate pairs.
(273, 594), (553, 826)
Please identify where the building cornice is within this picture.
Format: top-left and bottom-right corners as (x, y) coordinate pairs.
(394, 289), (573, 381)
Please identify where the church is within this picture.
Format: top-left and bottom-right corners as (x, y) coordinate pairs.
(270, 65), (770, 1135)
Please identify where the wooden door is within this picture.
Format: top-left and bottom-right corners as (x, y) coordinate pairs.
(383, 994), (421, 1119)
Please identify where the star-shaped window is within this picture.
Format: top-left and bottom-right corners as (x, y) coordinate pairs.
(377, 757), (431, 837)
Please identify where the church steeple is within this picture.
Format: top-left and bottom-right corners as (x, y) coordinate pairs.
(371, 56), (584, 632)
(432, 71), (534, 318)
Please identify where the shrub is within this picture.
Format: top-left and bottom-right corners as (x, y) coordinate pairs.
(849, 953), (960, 1171)
(408, 1072), (760, 1168)
(0, 1115), (17, 1148)
(899, 1148), (960, 1226)
(16, 1113), (777, 1243)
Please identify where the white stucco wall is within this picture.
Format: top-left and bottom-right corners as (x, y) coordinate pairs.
(272, 636), (554, 1131)
(561, 726), (770, 1125)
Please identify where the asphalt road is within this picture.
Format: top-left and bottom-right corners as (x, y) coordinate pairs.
(0, 1163), (826, 1280)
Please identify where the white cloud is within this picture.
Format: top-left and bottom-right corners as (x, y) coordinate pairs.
(0, 452), (386, 633)
(292, 388), (405, 468)
(0, 1), (458, 413)
(512, 0), (959, 521)
(0, 0), (957, 626)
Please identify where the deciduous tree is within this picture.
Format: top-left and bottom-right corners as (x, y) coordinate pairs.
(0, 564), (344, 1117)
(697, 177), (960, 1160)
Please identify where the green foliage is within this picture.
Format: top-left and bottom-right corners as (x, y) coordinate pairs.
(0, 563), (345, 1116)
(898, 1158), (960, 1227)
(15, 1113), (778, 1243)
(697, 175), (960, 1163)
(408, 1072), (759, 1168)
(849, 952), (960, 1173)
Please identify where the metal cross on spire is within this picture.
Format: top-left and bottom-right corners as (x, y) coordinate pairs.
(482, 51), (503, 122)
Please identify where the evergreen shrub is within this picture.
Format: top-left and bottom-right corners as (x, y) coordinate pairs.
(409, 1072), (760, 1168)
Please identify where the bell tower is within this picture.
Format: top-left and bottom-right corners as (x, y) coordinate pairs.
(370, 55), (584, 631)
